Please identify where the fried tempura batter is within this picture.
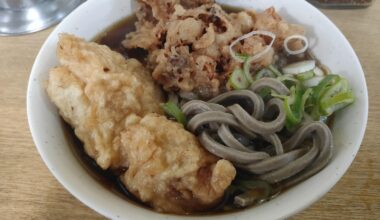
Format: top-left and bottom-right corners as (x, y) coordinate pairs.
(124, 0), (304, 99)
(47, 34), (164, 169)
(120, 114), (235, 213)
(46, 34), (236, 214)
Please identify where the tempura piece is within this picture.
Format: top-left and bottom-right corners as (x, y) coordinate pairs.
(124, 1), (305, 99)
(120, 114), (236, 213)
(47, 34), (164, 169)
(47, 34), (236, 214)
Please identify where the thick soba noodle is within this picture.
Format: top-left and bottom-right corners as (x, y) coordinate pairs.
(182, 78), (333, 188)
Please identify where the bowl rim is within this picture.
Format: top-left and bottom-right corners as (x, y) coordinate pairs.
(27, 0), (369, 219)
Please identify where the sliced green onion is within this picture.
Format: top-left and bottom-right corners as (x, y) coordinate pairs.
(310, 74), (340, 119)
(320, 77), (349, 103)
(233, 180), (273, 207)
(255, 68), (276, 80)
(320, 91), (355, 116)
(284, 97), (299, 126)
(258, 88), (272, 99)
(255, 65), (283, 80)
(271, 91), (288, 100)
(161, 102), (187, 126)
(282, 60), (316, 75)
(252, 67), (276, 98)
(311, 74), (340, 104)
(284, 35), (309, 55)
(268, 65), (282, 77)
(288, 86), (297, 105)
(296, 70), (315, 81)
(236, 53), (249, 61)
(310, 74), (356, 120)
(292, 85), (304, 118)
(229, 30), (276, 63)
(243, 59), (254, 84)
(277, 75), (298, 83)
(303, 76), (324, 88)
(284, 84), (312, 130)
(302, 88), (313, 112)
(229, 68), (250, 90)
(277, 75), (298, 89)
(314, 66), (324, 77)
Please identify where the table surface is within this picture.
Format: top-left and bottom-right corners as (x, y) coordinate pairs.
(1, 2), (379, 220)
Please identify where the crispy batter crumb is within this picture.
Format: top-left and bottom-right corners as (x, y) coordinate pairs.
(123, 0), (304, 99)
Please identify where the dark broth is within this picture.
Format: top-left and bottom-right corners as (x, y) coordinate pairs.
(94, 15), (148, 63)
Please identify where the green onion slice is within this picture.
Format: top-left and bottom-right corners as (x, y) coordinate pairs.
(284, 84), (312, 130)
(320, 91), (355, 116)
(296, 70), (315, 81)
(255, 68), (276, 80)
(320, 77), (349, 103)
(243, 58), (254, 84)
(161, 102), (187, 126)
(268, 65), (282, 77)
(229, 68), (250, 90)
(311, 74), (340, 104)
(233, 180), (273, 207)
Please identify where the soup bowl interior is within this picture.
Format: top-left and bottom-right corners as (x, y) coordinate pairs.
(27, 0), (368, 219)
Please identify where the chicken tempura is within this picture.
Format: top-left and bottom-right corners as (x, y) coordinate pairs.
(120, 114), (236, 214)
(47, 34), (164, 169)
(46, 34), (236, 214)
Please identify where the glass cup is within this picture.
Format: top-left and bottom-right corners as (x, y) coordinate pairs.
(0, 0), (84, 36)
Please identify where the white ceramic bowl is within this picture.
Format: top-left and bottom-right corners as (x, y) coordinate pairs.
(27, 0), (368, 219)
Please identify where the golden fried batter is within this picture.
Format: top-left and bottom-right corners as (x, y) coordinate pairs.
(124, 1), (304, 99)
(46, 34), (236, 214)
(120, 114), (236, 214)
(47, 34), (164, 169)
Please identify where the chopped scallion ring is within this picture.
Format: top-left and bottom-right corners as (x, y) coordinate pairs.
(296, 70), (315, 81)
(313, 66), (324, 77)
(282, 60), (316, 75)
(229, 30), (276, 63)
(284, 35), (309, 55)
(229, 68), (250, 90)
(268, 65), (282, 77)
(161, 102), (187, 126)
(243, 59), (254, 84)
(320, 91), (355, 116)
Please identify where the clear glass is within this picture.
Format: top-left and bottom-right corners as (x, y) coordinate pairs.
(308, 0), (373, 8)
(0, 0), (44, 9)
